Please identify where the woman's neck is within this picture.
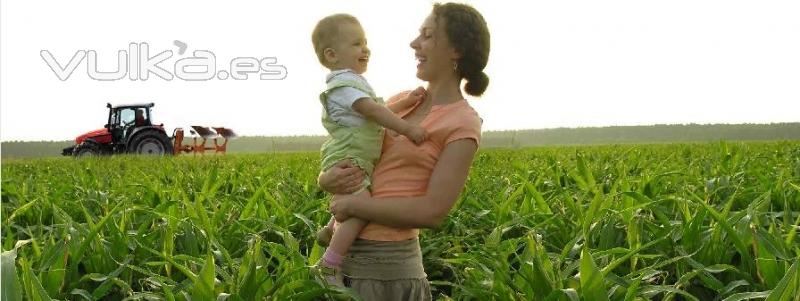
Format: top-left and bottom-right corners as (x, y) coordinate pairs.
(425, 76), (463, 106)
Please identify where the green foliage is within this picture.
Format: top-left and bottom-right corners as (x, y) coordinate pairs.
(2, 141), (799, 300)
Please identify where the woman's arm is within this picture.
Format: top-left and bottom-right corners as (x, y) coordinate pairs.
(331, 138), (478, 228)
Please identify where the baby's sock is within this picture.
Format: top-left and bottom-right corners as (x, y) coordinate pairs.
(322, 249), (344, 267)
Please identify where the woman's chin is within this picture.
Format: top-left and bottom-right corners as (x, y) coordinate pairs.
(415, 69), (429, 81)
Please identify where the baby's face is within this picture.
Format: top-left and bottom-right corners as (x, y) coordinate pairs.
(331, 22), (370, 74)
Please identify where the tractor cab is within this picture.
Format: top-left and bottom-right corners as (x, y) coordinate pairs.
(106, 103), (155, 143)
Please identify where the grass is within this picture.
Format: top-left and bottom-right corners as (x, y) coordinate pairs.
(2, 141), (799, 300)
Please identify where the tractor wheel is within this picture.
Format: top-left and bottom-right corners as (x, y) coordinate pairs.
(74, 141), (101, 157)
(128, 130), (174, 155)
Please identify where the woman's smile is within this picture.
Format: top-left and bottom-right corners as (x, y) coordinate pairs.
(415, 53), (427, 68)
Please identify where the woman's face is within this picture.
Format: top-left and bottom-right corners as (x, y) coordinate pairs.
(410, 13), (459, 81)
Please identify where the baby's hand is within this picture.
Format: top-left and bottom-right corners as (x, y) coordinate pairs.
(404, 125), (428, 145)
(409, 86), (426, 102)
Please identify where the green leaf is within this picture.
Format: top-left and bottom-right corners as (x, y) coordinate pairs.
(69, 289), (92, 301)
(722, 291), (772, 301)
(525, 182), (553, 215)
(517, 235), (558, 297)
(765, 257), (799, 301)
(755, 229), (783, 288)
(72, 203), (122, 274)
(542, 288), (579, 301)
(579, 247), (609, 301)
(601, 230), (670, 277)
(638, 285), (699, 301)
(192, 252), (216, 301)
(20, 257), (52, 301)
(1, 249), (22, 301)
(575, 153), (597, 193)
(623, 276), (641, 301)
(690, 195), (755, 274)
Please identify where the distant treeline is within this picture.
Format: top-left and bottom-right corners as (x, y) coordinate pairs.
(3, 123), (798, 159)
(481, 123), (800, 148)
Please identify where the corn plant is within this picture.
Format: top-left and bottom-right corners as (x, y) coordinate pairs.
(2, 141), (799, 300)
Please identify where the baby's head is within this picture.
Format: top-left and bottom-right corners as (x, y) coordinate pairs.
(312, 14), (370, 74)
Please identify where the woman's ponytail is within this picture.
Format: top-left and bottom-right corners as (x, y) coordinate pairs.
(464, 71), (489, 96)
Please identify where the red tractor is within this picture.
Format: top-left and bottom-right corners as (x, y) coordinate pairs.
(62, 103), (174, 156)
(63, 102), (236, 157)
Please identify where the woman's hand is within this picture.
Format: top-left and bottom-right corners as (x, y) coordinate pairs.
(317, 160), (365, 194)
(330, 191), (371, 222)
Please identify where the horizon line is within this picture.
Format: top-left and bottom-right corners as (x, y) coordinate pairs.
(2, 122), (798, 143)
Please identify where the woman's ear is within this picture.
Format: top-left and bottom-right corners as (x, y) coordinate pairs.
(450, 49), (462, 73)
(323, 48), (338, 65)
(449, 47), (462, 61)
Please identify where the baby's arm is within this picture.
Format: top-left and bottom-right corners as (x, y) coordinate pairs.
(352, 98), (427, 144)
(386, 87), (426, 113)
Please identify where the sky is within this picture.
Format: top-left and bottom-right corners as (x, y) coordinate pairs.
(1, 0), (799, 142)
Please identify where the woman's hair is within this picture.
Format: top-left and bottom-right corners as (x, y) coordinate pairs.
(312, 14), (360, 67)
(432, 3), (490, 96)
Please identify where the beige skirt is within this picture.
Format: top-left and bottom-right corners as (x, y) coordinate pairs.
(341, 238), (432, 301)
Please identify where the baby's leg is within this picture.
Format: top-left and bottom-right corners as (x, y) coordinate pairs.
(326, 189), (370, 256)
(319, 158), (370, 269)
(320, 190), (369, 268)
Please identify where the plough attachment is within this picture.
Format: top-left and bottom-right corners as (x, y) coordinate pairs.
(172, 126), (237, 155)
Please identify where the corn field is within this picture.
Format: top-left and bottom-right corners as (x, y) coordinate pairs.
(2, 141), (799, 300)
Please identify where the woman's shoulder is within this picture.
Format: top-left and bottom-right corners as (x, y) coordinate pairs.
(429, 100), (482, 147)
(440, 100), (482, 128)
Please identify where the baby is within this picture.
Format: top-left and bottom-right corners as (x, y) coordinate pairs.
(311, 14), (427, 286)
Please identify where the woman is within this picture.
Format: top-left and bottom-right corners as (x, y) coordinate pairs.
(318, 3), (490, 299)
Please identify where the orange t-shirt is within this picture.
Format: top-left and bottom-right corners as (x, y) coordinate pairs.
(358, 91), (482, 241)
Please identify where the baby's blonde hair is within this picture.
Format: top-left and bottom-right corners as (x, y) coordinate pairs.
(311, 14), (360, 67)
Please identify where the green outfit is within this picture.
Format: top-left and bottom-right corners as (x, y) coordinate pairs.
(319, 71), (385, 190)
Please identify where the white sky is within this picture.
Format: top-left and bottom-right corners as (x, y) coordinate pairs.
(1, 0), (799, 142)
